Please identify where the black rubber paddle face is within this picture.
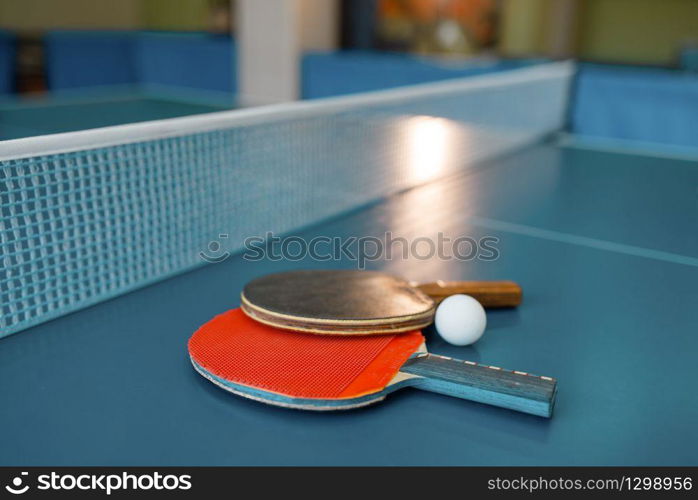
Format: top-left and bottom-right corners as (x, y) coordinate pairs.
(241, 270), (435, 334)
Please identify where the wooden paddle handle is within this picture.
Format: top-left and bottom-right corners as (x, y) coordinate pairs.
(401, 354), (556, 417)
(415, 280), (522, 308)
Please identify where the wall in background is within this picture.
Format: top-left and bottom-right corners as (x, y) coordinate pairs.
(498, 0), (698, 66)
(141, 0), (210, 31)
(3, 0), (696, 66)
(0, 0), (213, 32)
(0, 0), (336, 49)
(576, 0), (698, 65)
(498, 0), (548, 57)
(299, 0), (338, 51)
(0, 0), (143, 30)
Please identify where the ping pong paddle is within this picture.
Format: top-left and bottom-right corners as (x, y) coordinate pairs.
(240, 270), (522, 335)
(188, 308), (556, 417)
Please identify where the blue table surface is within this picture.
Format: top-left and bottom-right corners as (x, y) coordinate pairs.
(1, 141), (697, 465)
(0, 93), (230, 141)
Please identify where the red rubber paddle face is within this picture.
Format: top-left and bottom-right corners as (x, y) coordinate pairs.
(188, 308), (424, 400)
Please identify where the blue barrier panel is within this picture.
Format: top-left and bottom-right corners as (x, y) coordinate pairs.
(681, 46), (698, 72)
(302, 50), (542, 98)
(45, 31), (235, 94)
(45, 30), (139, 89)
(137, 32), (235, 94)
(45, 32), (545, 101)
(572, 64), (698, 148)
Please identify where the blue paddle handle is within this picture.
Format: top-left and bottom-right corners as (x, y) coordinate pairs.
(400, 354), (557, 418)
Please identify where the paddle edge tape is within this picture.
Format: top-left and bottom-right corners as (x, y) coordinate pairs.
(191, 359), (395, 410)
(240, 293), (435, 334)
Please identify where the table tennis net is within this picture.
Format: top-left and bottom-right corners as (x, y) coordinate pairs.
(0, 61), (574, 337)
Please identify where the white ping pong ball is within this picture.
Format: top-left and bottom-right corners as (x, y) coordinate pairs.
(434, 294), (487, 346)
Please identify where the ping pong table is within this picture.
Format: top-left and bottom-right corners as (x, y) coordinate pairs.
(1, 63), (696, 465)
(0, 88), (231, 141)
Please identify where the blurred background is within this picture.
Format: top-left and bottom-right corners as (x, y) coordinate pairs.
(0, 0), (697, 147)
